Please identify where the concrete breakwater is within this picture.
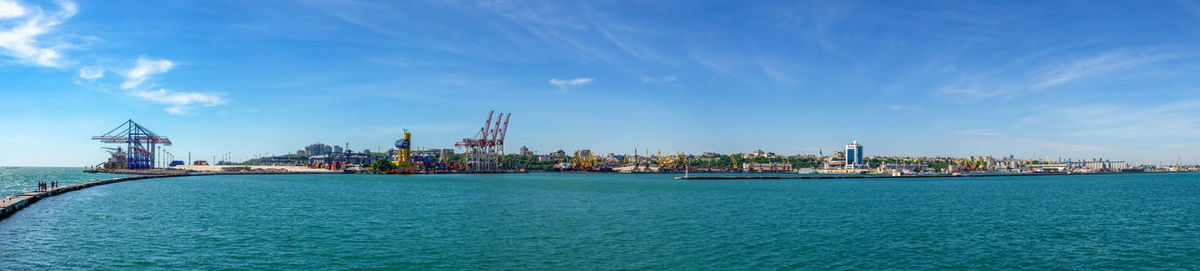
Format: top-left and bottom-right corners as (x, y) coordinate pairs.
(82, 168), (190, 175)
(1, 175), (184, 221)
(86, 165), (338, 175)
(1, 171), (345, 222)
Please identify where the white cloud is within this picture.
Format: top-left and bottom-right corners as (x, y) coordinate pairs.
(0, 2), (228, 116)
(0, 0), (27, 19)
(0, 0), (77, 67)
(129, 89), (225, 115)
(1031, 51), (1180, 89)
(121, 57), (174, 89)
(549, 77), (593, 92)
(110, 56), (228, 114)
(77, 66), (102, 79)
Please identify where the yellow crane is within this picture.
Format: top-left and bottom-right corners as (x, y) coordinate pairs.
(391, 129), (413, 172)
(572, 150), (597, 169)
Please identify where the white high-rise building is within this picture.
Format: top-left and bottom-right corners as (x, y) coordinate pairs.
(845, 140), (865, 169)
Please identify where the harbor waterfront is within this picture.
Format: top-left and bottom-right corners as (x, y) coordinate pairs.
(1, 171), (1198, 270)
(7, 0), (1200, 270)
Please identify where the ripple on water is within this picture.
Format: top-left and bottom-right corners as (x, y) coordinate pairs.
(0, 173), (1198, 270)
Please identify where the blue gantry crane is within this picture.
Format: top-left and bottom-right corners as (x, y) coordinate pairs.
(92, 120), (172, 169)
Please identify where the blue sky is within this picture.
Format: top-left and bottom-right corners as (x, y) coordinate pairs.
(3, 0), (1200, 166)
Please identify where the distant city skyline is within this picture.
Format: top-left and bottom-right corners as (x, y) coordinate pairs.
(4, 0), (1200, 166)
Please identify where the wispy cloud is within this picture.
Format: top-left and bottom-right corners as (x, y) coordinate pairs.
(766, 0), (856, 53)
(586, 11), (668, 65)
(1177, 0), (1200, 20)
(935, 86), (1012, 101)
(640, 75), (676, 83)
(0, 0), (77, 67)
(688, 49), (745, 80)
(121, 57), (174, 89)
(757, 59), (799, 85)
(549, 77), (593, 92)
(129, 89), (226, 115)
(1008, 138), (1115, 153)
(936, 48), (1190, 102)
(1018, 99), (1200, 138)
(962, 136), (1119, 159)
(687, 48), (802, 88)
(380, 121), (477, 135)
(471, 1), (607, 63)
(1031, 51), (1181, 89)
(77, 66), (102, 79)
(888, 105), (923, 111)
(956, 129), (1002, 136)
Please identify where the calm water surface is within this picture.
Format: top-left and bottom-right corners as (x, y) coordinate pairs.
(0, 167), (131, 197)
(1, 172), (1198, 270)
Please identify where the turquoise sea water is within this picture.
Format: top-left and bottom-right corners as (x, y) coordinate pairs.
(1, 171), (1198, 270)
(0, 167), (132, 197)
